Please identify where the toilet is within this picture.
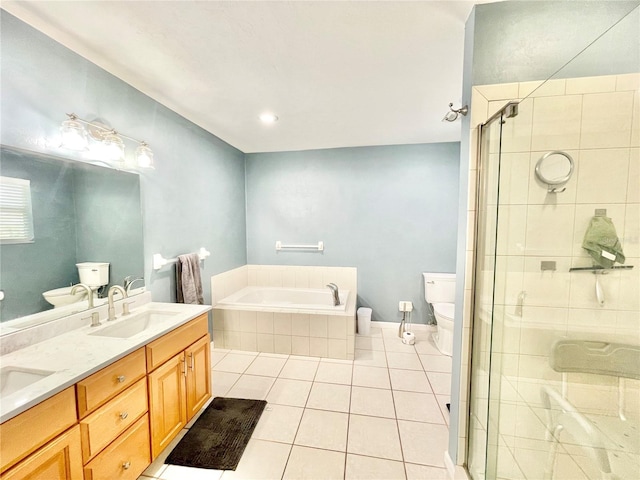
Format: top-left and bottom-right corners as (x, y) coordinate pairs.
(423, 272), (456, 356)
(76, 262), (110, 296)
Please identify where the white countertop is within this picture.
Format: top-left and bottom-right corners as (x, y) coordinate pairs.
(0, 298), (211, 423)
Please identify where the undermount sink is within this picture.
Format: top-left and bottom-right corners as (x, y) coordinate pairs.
(89, 311), (178, 339)
(0, 366), (55, 397)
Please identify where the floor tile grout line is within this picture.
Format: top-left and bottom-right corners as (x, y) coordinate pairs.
(382, 333), (408, 477)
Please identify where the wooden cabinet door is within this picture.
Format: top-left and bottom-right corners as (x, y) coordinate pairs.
(185, 335), (212, 421)
(1, 426), (83, 480)
(147, 353), (186, 460)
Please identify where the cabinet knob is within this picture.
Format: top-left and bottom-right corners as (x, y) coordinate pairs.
(122, 461), (131, 470)
(119, 411), (128, 420)
(116, 375), (126, 383)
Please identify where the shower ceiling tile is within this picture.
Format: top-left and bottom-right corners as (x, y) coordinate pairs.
(580, 91), (634, 149)
(576, 148), (630, 204)
(616, 73), (640, 92)
(531, 95), (583, 151)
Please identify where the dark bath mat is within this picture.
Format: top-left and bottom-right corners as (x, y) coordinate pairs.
(166, 397), (267, 471)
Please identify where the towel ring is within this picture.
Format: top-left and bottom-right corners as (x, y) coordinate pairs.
(535, 151), (574, 193)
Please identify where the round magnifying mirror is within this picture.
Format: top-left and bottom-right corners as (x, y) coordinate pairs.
(535, 151), (574, 187)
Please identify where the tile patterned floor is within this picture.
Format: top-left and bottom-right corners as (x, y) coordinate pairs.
(138, 325), (451, 480)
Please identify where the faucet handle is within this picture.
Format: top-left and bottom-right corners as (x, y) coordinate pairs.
(83, 311), (102, 327)
(122, 301), (135, 316)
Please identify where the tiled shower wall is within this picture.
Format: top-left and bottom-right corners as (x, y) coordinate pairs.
(462, 73), (639, 477)
(211, 265), (357, 360)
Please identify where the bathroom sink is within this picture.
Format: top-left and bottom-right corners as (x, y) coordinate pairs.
(0, 366), (55, 397)
(88, 311), (178, 339)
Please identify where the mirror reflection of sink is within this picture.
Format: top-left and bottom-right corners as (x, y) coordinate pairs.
(88, 311), (178, 339)
(0, 366), (55, 397)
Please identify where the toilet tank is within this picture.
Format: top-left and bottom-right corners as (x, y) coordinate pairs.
(423, 272), (456, 303)
(77, 262), (109, 287)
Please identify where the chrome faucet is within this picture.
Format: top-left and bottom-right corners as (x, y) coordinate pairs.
(71, 283), (94, 309)
(107, 285), (128, 321)
(326, 283), (340, 306)
(124, 275), (144, 294)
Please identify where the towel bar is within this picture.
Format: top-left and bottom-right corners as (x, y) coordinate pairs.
(275, 241), (324, 252)
(153, 247), (211, 270)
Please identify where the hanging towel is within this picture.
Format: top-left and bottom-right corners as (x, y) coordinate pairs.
(176, 253), (204, 304)
(582, 215), (625, 269)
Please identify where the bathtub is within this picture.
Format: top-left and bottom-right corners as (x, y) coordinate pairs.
(217, 286), (349, 313)
(213, 286), (356, 359)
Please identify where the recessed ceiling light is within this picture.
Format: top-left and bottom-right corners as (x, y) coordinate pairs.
(259, 113), (278, 124)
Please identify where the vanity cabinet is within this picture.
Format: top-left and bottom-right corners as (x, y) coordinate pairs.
(0, 387), (78, 475)
(0, 426), (83, 480)
(147, 314), (210, 459)
(0, 312), (211, 480)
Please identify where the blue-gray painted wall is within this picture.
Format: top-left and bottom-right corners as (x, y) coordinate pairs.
(0, 11), (248, 307)
(450, 0), (640, 464)
(246, 144), (460, 325)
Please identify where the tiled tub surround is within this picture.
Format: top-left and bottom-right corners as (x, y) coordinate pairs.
(212, 265), (357, 360)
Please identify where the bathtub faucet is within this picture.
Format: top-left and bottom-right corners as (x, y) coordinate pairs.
(326, 283), (340, 306)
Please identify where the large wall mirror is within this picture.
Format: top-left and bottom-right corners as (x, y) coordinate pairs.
(0, 145), (144, 333)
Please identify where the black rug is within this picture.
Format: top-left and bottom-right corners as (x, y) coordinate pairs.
(166, 397), (267, 470)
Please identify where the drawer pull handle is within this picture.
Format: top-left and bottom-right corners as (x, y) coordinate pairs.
(182, 356), (187, 378)
(188, 352), (194, 370)
(119, 411), (128, 420)
(122, 461), (131, 470)
(116, 375), (126, 383)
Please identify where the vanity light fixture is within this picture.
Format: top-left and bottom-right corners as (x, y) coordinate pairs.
(259, 112), (279, 124)
(59, 113), (155, 170)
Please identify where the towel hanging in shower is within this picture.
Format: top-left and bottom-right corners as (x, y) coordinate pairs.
(176, 253), (204, 304)
(582, 215), (625, 269)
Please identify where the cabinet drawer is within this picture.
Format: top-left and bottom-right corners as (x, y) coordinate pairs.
(79, 378), (148, 464)
(0, 387), (77, 474)
(146, 314), (208, 371)
(83, 414), (150, 480)
(0, 425), (83, 480)
(77, 348), (146, 419)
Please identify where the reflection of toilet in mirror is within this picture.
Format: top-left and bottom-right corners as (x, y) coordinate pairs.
(42, 262), (109, 307)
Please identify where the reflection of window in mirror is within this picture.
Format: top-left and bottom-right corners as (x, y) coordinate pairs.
(0, 176), (34, 243)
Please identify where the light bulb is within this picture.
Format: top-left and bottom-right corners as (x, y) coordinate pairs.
(60, 118), (88, 150)
(259, 113), (278, 124)
(102, 132), (125, 164)
(135, 142), (154, 169)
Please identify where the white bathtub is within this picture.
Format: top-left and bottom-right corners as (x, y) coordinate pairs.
(217, 286), (349, 313)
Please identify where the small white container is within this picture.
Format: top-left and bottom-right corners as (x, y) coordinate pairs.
(357, 307), (372, 336)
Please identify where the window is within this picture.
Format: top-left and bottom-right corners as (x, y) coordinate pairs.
(0, 176), (34, 243)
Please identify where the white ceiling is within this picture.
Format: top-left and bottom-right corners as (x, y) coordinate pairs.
(3, 1), (484, 153)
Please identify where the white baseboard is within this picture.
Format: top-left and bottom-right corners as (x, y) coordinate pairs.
(370, 320), (436, 332)
(444, 451), (470, 480)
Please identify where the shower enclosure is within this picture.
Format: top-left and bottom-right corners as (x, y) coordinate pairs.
(466, 7), (639, 479)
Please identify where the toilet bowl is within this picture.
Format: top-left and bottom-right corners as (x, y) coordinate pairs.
(423, 272), (456, 356)
(43, 286), (87, 307)
(432, 302), (454, 356)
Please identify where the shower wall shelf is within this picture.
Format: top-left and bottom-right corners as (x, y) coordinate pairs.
(569, 265), (634, 272)
(275, 241), (324, 252)
(153, 247), (211, 270)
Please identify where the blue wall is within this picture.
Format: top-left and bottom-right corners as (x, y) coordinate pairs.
(246, 143), (460, 325)
(0, 11), (247, 305)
